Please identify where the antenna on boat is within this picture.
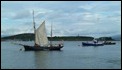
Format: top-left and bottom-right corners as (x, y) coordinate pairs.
(33, 10), (36, 45)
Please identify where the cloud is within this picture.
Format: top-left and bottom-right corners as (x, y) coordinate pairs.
(1, 21), (34, 36)
(1, 1), (121, 37)
(1, 27), (33, 36)
(11, 10), (31, 19)
(1, 28), (21, 35)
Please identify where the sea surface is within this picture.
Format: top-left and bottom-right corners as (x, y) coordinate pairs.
(1, 41), (121, 69)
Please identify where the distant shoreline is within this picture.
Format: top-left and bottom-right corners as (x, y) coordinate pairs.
(1, 33), (117, 41)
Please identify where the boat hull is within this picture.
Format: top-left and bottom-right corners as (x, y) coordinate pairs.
(82, 42), (104, 46)
(23, 45), (63, 51)
(104, 42), (116, 45)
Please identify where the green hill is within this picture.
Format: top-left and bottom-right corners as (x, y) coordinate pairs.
(1, 33), (116, 41)
(1, 33), (94, 41)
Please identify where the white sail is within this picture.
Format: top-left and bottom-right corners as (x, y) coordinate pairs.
(35, 21), (49, 46)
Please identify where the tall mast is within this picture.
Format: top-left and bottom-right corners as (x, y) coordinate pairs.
(50, 23), (52, 46)
(33, 10), (36, 45)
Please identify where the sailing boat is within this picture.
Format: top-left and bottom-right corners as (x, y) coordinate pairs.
(21, 11), (63, 51)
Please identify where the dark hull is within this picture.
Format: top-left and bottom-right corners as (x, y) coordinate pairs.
(23, 45), (63, 51)
(104, 42), (116, 45)
(82, 42), (104, 46)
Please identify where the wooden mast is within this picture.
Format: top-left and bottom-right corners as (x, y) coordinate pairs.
(50, 23), (52, 47)
(33, 10), (36, 46)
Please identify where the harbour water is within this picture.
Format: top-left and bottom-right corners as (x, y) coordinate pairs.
(1, 41), (121, 69)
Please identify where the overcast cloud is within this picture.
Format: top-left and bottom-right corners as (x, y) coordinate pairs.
(1, 1), (121, 37)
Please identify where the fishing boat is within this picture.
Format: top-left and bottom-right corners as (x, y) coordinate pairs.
(103, 41), (116, 45)
(82, 42), (104, 46)
(17, 11), (63, 51)
(82, 39), (104, 46)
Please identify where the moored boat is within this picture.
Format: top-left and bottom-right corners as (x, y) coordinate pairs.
(82, 42), (104, 46)
(103, 41), (116, 45)
(14, 10), (64, 51)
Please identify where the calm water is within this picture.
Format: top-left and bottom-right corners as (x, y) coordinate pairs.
(1, 41), (121, 69)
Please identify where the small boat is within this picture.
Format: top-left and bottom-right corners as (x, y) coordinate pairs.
(82, 42), (104, 46)
(16, 11), (63, 51)
(82, 38), (104, 46)
(103, 41), (116, 45)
